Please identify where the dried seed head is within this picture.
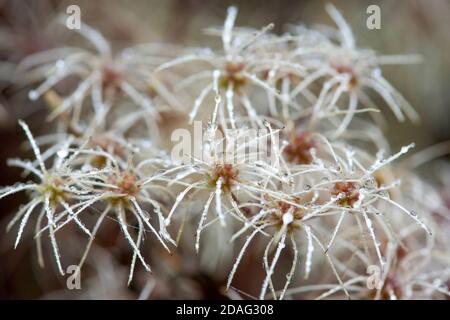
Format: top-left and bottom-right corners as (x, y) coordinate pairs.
(331, 181), (360, 207)
(110, 171), (140, 195)
(219, 61), (247, 90)
(283, 132), (315, 164)
(39, 176), (69, 205)
(330, 62), (358, 88)
(264, 195), (305, 233)
(107, 170), (141, 207)
(102, 64), (123, 92)
(208, 163), (239, 192)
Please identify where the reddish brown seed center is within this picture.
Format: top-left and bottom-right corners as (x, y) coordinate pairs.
(283, 132), (315, 165)
(331, 181), (360, 207)
(264, 195), (305, 232)
(219, 62), (246, 90)
(209, 163), (239, 192)
(331, 64), (358, 87)
(109, 171), (140, 197)
(102, 65), (123, 92)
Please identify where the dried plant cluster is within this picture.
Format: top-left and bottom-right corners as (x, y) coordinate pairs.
(1, 5), (450, 300)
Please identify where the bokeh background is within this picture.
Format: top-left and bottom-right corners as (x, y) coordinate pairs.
(0, 0), (449, 299)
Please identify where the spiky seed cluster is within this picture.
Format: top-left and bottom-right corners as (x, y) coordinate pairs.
(2, 4), (449, 300)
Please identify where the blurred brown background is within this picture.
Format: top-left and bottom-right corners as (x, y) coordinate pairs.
(0, 0), (449, 299)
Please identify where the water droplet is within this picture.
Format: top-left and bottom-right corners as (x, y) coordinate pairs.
(281, 173), (290, 183)
(410, 210), (417, 216)
(373, 68), (382, 77)
(28, 90), (39, 101)
(56, 60), (66, 70)
(304, 184), (311, 191)
(364, 177), (376, 189)
(81, 164), (92, 172)
(321, 176), (330, 183)
(377, 190), (388, 197)
(401, 146), (410, 153)
(213, 69), (221, 78)
(283, 211), (294, 225)
(57, 149), (68, 159)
